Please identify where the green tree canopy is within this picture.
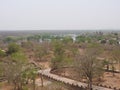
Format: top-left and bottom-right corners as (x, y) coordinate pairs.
(7, 43), (21, 55)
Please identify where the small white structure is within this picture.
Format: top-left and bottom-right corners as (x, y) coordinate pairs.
(119, 41), (120, 45)
(67, 34), (77, 43)
(0, 49), (6, 52)
(39, 39), (43, 43)
(71, 35), (76, 43)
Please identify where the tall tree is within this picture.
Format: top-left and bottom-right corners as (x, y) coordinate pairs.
(51, 40), (65, 70)
(109, 46), (120, 75)
(34, 43), (49, 62)
(22, 64), (38, 90)
(75, 48), (104, 90)
(2, 52), (29, 90)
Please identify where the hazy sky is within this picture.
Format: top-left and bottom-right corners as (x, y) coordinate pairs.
(0, 0), (120, 30)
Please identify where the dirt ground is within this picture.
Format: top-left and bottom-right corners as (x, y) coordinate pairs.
(0, 82), (13, 90)
(100, 72), (120, 89)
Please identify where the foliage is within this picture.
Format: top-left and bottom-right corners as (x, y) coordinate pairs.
(34, 43), (49, 61)
(76, 36), (86, 43)
(1, 52), (38, 90)
(51, 40), (65, 70)
(76, 35), (91, 43)
(21, 41), (35, 52)
(4, 52), (27, 86)
(7, 43), (21, 55)
(100, 39), (107, 44)
(109, 39), (117, 45)
(27, 35), (41, 41)
(62, 36), (73, 44)
(22, 64), (38, 90)
(4, 36), (16, 43)
(0, 49), (6, 57)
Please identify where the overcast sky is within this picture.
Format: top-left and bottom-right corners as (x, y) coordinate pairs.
(0, 0), (120, 30)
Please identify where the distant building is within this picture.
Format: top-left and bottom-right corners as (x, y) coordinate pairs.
(39, 39), (43, 43)
(118, 41), (120, 45)
(71, 35), (76, 43)
(39, 38), (51, 43)
(67, 34), (77, 43)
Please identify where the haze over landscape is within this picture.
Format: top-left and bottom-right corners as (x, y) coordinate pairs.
(0, 0), (120, 30)
(1, 1), (120, 90)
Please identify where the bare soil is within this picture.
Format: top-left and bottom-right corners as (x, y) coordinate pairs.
(100, 72), (120, 89)
(0, 82), (13, 90)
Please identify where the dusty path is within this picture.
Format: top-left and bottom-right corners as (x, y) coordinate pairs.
(38, 69), (113, 90)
